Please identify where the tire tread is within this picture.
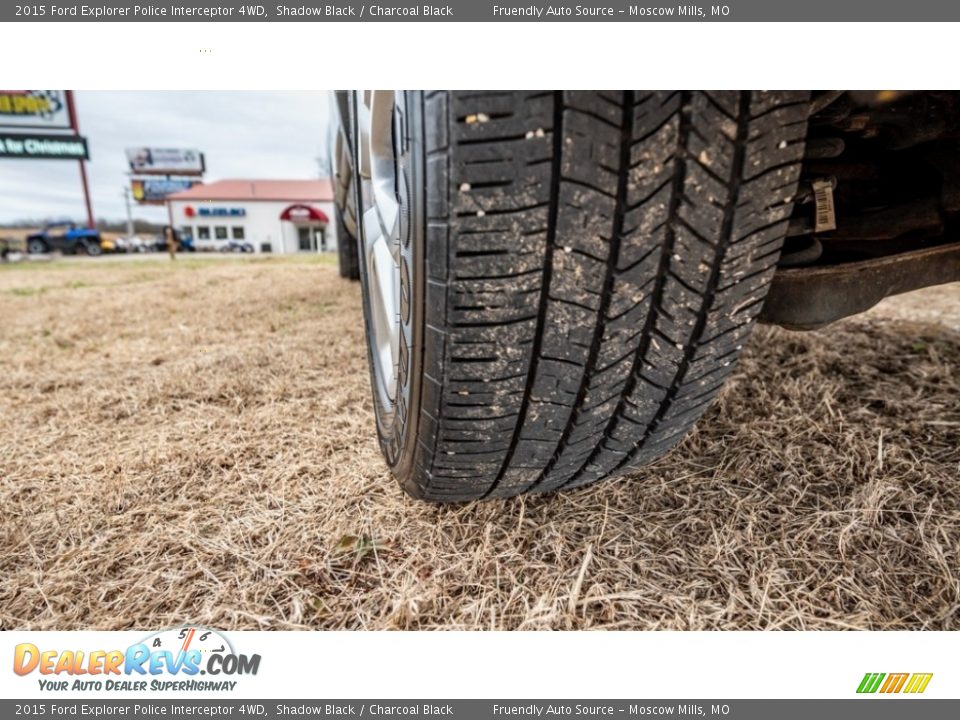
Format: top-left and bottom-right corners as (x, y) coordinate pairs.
(406, 91), (808, 501)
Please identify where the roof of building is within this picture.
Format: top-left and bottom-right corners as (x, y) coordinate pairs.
(167, 179), (334, 202)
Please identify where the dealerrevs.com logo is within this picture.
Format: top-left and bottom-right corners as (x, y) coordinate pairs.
(857, 673), (933, 694)
(13, 627), (261, 693)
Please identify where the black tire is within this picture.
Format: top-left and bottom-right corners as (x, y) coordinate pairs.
(335, 208), (359, 279)
(335, 130), (361, 280)
(83, 241), (103, 257)
(27, 239), (48, 255)
(358, 91), (809, 502)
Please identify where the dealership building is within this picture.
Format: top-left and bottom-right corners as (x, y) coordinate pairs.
(165, 179), (338, 254)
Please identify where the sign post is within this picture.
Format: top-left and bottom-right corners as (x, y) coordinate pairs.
(122, 186), (135, 239)
(65, 90), (95, 229)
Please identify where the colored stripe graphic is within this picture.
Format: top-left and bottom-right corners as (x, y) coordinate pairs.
(857, 672), (932, 694)
(881, 673), (908, 693)
(856, 673), (885, 693)
(904, 673), (934, 694)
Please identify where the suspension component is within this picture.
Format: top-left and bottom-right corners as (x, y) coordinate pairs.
(766, 91), (960, 326)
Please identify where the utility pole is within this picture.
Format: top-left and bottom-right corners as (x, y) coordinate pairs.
(122, 186), (135, 238)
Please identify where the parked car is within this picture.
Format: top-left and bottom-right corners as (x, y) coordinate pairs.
(26, 222), (102, 256)
(192, 234), (224, 252)
(110, 236), (141, 253)
(332, 90), (960, 502)
(124, 236), (150, 253)
(220, 240), (254, 253)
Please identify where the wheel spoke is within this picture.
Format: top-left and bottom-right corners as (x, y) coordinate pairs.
(372, 237), (397, 322)
(358, 91), (402, 408)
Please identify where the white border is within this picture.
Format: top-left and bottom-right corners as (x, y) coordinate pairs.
(2, 22), (959, 90)
(2, 17), (957, 706)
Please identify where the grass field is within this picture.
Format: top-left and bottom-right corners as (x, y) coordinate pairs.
(2, 255), (958, 630)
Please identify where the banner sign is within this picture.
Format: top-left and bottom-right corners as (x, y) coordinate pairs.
(0, 132), (88, 160)
(131, 177), (199, 204)
(0, 90), (71, 130)
(126, 147), (204, 175)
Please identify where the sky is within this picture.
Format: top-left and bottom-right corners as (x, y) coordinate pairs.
(0, 91), (332, 225)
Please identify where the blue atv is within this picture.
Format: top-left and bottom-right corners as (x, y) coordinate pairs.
(26, 222), (103, 256)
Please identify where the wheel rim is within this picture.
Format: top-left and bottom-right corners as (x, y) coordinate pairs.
(358, 91), (403, 409)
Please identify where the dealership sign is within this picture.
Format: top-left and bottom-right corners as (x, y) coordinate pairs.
(198, 207), (246, 216)
(0, 132), (88, 160)
(126, 147), (204, 175)
(131, 177), (199, 204)
(0, 90), (72, 130)
(184, 206), (246, 217)
(0, 90), (88, 161)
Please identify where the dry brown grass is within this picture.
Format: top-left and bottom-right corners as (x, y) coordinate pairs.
(1, 255), (959, 631)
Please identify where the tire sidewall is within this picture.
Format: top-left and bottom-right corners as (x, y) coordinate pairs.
(354, 91), (426, 493)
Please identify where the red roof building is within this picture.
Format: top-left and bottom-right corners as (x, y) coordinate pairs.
(168, 179), (334, 203)
(166, 179), (338, 254)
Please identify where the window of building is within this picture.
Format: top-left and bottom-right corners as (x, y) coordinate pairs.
(231, 226), (245, 240)
(215, 226), (228, 240)
(197, 226), (211, 239)
(298, 226), (313, 251)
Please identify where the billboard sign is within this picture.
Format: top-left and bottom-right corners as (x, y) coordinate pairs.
(130, 177), (200, 204)
(126, 147), (204, 175)
(0, 132), (88, 160)
(0, 90), (72, 130)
